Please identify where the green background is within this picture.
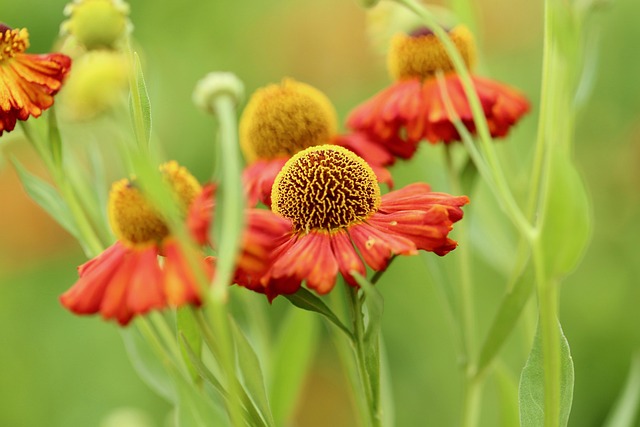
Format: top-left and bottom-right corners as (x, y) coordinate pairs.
(1, 0), (639, 426)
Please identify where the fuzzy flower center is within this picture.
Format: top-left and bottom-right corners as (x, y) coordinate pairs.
(239, 78), (338, 163)
(271, 145), (381, 233)
(387, 25), (476, 81)
(0, 25), (29, 61)
(108, 161), (202, 248)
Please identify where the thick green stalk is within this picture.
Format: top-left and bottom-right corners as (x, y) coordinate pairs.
(348, 287), (381, 427)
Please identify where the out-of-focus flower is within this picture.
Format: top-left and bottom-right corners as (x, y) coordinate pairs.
(60, 161), (213, 325)
(240, 78), (394, 207)
(60, 0), (131, 50)
(348, 25), (530, 158)
(236, 145), (469, 300)
(58, 50), (128, 121)
(0, 24), (71, 136)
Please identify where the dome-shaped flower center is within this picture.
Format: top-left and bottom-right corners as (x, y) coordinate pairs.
(239, 78), (338, 163)
(271, 145), (381, 233)
(0, 25), (29, 61)
(108, 161), (202, 248)
(387, 25), (476, 81)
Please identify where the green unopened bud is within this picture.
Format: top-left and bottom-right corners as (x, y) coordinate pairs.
(59, 50), (128, 120)
(193, 72), (245, 114)
(61, 0), (131, 50)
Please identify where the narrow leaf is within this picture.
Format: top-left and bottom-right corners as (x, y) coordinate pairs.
(519, 321), (574, 427)
(284, 288), (352, 338)
(478, 266), (534, 375)
(177, 307), (203, 384)
(603, 353), (640, 427)
(121, 329), (177, 404)
(128, 52), (152, 147)
(173, 370), (228, 427)
(541, 154), (591, 278)
(269, 307), (319, 426)
(12, 157), (79, 239)
(230, 318), (275, 427)
(494, 362), (520, 427)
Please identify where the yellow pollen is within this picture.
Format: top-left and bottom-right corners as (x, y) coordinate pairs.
(387, 25), (476, 81)
(239, 78), (338, 163)
(271, 145), (381, 233)
(107, 161), (202, 248)
(0, 26), (29, 62)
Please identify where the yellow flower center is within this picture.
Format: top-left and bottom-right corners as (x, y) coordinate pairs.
(271, 145), (381, 233)
(0, 25), (29, 62)
(387, 25), (476, 81)
(107, 161), (202, 248)
(239, 78), (338, 163)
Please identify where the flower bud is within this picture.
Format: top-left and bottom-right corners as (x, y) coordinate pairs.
(61, 0), (131, 50)
(59, 50), (128, 120)
(193, 72), (245, 114)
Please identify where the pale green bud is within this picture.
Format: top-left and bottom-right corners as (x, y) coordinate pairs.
(61, 0), (132, 50)
(193, 72), (245, 114)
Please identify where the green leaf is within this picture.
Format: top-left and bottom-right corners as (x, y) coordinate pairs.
(269, 307), (319, 426)
(121, 328), (177, 404)
(379, 336), (396, 427)
(519, 321), (574, 427)
(540, 153), (591, 279)
(12, 157), (79, 239)
(460, 154), (479, 195)
(128, 52), (152, 147)
(230, 318), (275, 427)
(173, 370), (228, 427)
(177, 308), (203, 385)
(477, 266), (534, 376)
(603, 353), (640, 427)
(284, 288), (352, 338)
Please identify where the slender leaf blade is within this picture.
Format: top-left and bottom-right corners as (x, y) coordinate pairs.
(284, 288), (351, 338)
(519, 321), (574, 427)
(177, 307), (203, 384)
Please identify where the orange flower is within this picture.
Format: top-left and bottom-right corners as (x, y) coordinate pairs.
(60, 162), (213, 325)
(0, 24), (71, 136)
(347, 26), (529, 158)
(236, 145), (469, 300)
(240, 78), (394, 207)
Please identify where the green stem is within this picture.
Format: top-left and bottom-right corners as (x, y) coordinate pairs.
(444, 146), (479, 427)
(532, 240), (560, 427)
(348, 287), (381, 427)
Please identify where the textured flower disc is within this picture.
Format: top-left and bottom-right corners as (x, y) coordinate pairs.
(239, 78), (338, 163)
(271, 145), (381, 233)
(0, 24), (29, 60)
(108, 161), (202, 247)
(387, 25), (476, 81)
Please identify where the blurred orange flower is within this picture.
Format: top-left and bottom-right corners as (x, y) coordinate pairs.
(0, 24), (71, 136)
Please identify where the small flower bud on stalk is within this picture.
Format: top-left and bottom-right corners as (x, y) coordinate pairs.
(192, 72), (245, 114)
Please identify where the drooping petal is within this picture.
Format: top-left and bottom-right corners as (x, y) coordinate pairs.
(163, 240), (214, 307)
(242, 157), (288, 207)
(187, 184), (216, 245)
(380, 183), (469, 222)
(349, 221), (417, 271)
(60, 242), (128, 315)
(0, 53), (71, 135)
(329, 229), (366, 287)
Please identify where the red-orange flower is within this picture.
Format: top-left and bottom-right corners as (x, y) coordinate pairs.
(236, 145), (469, 300)
(347, 26), (529, 158)
(60, 162), (213, 325)
(240, 78), (395, 207)
(0, 24), (71, 136)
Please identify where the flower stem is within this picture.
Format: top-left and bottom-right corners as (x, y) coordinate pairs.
(348, 286), (381, 427)
(444, 146), (480, 427)
(532, 239), (560, 427)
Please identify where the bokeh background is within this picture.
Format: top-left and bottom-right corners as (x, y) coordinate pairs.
(1, 0), (639, 426)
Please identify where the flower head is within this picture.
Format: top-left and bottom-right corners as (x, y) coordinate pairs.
(0, 24), (71, 136)
(347, 25), (529, 155)
(236, 145), (469, 300)
(61, 0), (131, 50)
(240, 78), (394, 207)
(60, 162), (212, 325)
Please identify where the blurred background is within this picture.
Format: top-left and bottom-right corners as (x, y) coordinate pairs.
(1, 0), (639, 426)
